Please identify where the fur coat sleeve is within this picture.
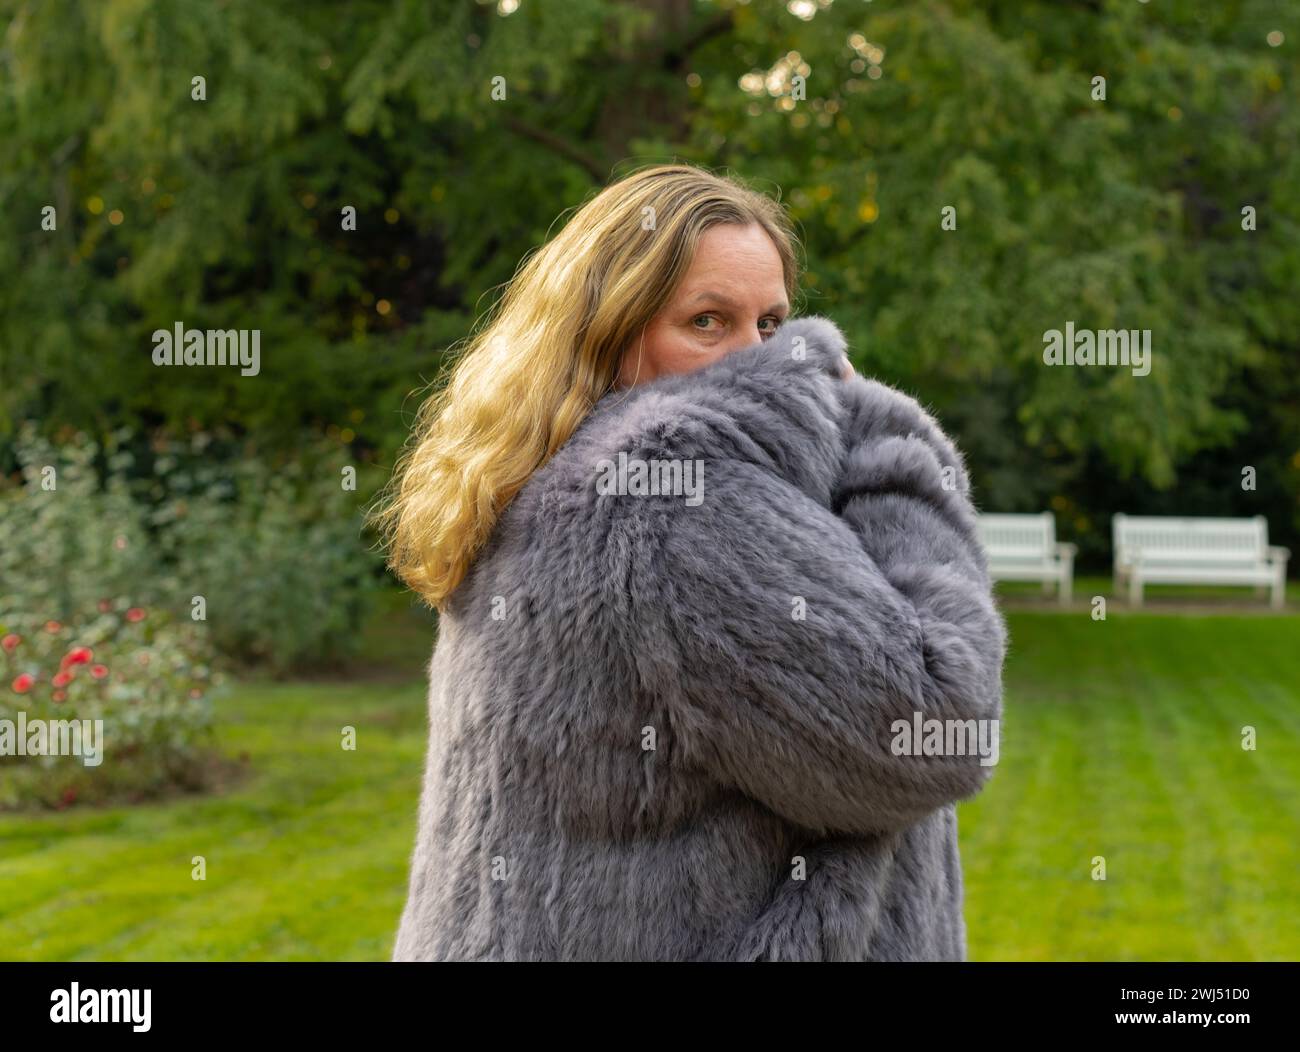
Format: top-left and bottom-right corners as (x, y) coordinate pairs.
(600, 316), (1005, 838)
(392, 315), (1006, 962)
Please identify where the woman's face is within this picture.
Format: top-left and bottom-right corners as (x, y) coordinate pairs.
(617, 222), (790, 388)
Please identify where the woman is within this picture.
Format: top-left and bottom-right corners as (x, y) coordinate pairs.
(378, 164), (1006, 961)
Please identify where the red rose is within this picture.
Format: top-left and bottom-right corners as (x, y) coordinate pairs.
(1, 633), (20, 651)
(98, 599), (112, 613)
(126, 607), (146, 623)
(52, 671), (73, 687)
(44, 620), (61, 633)
(90, 664), (109, 679)
(52, 690), (66, 702)
(12, 674), (34, 693)
(63, 646), (93, 667)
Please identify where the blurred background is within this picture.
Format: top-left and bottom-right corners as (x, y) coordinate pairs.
(0, 0), (1296, 961)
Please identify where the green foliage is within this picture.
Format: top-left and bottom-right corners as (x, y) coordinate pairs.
(0, 428), (221, 807)
(159, 451), (381, 673)
(0, 426), (380, 675)
(0, 600), (219, 811)
(1, 0), (1297, 564)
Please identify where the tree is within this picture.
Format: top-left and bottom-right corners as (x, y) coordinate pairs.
(2, 0), (1296, 561)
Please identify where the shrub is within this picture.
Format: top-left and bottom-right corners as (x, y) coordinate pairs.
(0, 601), (221, 810)
(1, 425), (379, 675)
(0, 425), (379, 806)
(158, 450), (379, 673)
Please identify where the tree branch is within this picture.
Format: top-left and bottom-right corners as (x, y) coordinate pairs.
(503, 115), (609, 183)
(663, 10), (734, 71)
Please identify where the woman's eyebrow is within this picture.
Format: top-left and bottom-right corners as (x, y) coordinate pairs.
(687, 290), (789, 314)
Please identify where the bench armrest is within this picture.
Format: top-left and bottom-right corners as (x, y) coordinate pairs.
(1267, 545), (1290, 566)
(1054, 542), (1077, 560)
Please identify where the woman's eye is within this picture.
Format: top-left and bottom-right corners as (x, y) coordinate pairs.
(691, 314), (782, 338)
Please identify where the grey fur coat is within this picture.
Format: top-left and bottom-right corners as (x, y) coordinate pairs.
(392, 316), (1006, 962)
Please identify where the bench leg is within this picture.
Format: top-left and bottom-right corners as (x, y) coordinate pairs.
(1272, 576), (1285, 610)
(1129, 573), (1143, 607)
(1059, 572), (1072, 607)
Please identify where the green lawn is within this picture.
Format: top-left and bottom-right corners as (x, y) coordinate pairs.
(963, 608), (1300, 961)
(1, 596), (1296, 961)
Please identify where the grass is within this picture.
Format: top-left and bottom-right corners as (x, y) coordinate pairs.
(962, 609), (1300, 961)
(0, 592), (1296, 960)
(0, 676), (427, 960)
(995, 573), (1300, 611)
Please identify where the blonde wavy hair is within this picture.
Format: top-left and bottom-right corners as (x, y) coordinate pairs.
(372, 163), (802, 608)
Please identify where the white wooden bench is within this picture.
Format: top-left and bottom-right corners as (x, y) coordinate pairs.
(977, 513), (1076, 605)
(1112, 514), (1290, 608)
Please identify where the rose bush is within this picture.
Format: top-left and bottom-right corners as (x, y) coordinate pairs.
(0, 426), (378, 807)
(0, 601), (219, 809)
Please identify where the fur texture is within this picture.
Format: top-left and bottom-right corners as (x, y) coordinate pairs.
(392, 316), (1006, 961)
